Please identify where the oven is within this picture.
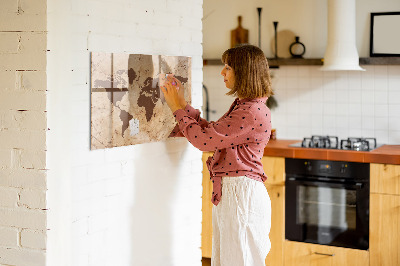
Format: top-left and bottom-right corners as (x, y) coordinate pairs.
(285, 158), (370, 250)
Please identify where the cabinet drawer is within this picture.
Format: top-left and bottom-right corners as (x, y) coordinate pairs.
(284, 241), (369, 266)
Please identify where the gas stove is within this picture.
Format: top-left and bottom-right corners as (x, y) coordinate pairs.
(289, 135), (381, 151)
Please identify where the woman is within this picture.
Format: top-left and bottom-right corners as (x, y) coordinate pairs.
(162, 44), (273, 266)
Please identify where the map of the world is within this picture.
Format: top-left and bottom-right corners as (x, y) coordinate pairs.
(91, 52), (192, 149)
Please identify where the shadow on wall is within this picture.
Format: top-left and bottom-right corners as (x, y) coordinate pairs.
(129, 138), (189, 265)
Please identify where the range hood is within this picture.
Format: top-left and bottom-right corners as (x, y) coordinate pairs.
(320, 0), (365, 71)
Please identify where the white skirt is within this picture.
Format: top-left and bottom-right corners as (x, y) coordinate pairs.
(212, 176), (271, 266)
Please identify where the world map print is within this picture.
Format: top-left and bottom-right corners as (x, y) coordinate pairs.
(91, 52), (191, 149)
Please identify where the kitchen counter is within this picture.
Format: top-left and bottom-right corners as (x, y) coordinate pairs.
(263, 139), (400, 165)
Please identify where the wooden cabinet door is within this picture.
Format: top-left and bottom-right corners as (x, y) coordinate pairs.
(370, 163), (400, 195)
(262, 156), (285, 186)
(264, 184), (284, 266)
(201, 152), (213, 258)
(370, 193), (400, 266)
(284, 241), (369, 266)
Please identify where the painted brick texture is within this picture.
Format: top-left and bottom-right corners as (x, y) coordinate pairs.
(2, 0), (204, 265)
(0, 0), (48, 265)
(46, 0), (203, 266)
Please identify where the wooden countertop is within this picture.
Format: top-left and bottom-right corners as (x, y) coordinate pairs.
(263, 139), (400, 165)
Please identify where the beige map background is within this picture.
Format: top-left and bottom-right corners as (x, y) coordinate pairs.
(91, 52), (192, 149)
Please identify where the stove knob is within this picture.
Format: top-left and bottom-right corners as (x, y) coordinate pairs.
(340, 164), (347, 174)
(305, 162), (312, 171)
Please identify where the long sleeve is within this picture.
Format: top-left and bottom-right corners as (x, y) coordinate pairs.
(169, 104), (211, 137)
(173, 105), (257, 152)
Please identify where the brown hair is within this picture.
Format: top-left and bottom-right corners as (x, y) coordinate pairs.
(221, 44), (273, 99)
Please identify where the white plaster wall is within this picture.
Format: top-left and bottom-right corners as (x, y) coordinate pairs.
(46, 0), (203, 265)
(203, 0), (400, 145)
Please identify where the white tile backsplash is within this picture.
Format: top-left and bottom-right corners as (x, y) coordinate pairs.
(203, 64), (400, 144)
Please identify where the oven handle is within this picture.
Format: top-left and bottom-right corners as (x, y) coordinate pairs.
(286, 177), (364, 189)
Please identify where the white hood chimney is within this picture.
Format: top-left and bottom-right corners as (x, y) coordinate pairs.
(320, 0), (365, 71)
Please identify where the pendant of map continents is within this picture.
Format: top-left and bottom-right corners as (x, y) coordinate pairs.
(90, 52), (191, 149)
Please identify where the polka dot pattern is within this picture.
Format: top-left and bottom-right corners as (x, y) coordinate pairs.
(171, 97), (272, 206)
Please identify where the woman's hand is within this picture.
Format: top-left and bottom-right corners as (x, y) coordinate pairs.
(161, 75), (186, 113)
(174, 77), (187, 108)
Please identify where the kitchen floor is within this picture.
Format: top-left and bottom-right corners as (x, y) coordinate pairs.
(202, 257), (211, 266)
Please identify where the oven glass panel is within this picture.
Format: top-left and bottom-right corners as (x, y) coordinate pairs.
(297, 186), (357, 230)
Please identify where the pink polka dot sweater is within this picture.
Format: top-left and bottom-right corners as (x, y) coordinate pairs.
(170, 97), (272, 206)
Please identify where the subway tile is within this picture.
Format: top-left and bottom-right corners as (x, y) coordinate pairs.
(298, 77), (310, 89)
(374, 77), (388, 91)
(374, 130), (389, 144)
(361, 129), (375, 138)
(311, 114), (324, 128)
(348, 71), (362, 90)
(323, 115), (336, 129)
(362, 116), (375, 130)
(374, 117), (389, 130)
(336, 103), (349, 116)
(310, 66), (324, 77)
(388, 104), (400, 117)
(298, 67), (311, 78)
(336, 128), (349, 140)
(362, 90), (375, 103)
(374, 65), (388, 77)
(388, 91), (400, 104)
(349, 128), (362, 137)
(348, 103), (362, 116)
(388, 117), (400, 131)
(361, 74), (374, 91)
(335, 115), (348, 129)
(388, 131), (400, 143)
(388, 65), (400, 76)
(286, 77), (299, 89)
(361, 103), (375, 116)
(348, 90), (362, 103)
(311, 102), (324, 113)
(323, 103), (336, 115)
(348, 116), (362, 129)
(323, 87), (336, 103)
(375, 104), (389, 117)
(374, 90), (388, 104)
(310, 77), (324, 90)
(336, 90), (349, 103)
(285, 66), (298, 77)
(322, 70), (335, 78)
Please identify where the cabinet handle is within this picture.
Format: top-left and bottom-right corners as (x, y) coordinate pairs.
(314, 252), (335, 257)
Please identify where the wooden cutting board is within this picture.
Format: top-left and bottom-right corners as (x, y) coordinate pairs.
(231, 16), (249, 48)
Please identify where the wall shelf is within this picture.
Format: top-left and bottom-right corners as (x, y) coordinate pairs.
(203, 57), (400, 67)
(359, 57), (400, 65)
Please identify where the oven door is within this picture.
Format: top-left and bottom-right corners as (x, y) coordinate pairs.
(285, 177), (369, 250)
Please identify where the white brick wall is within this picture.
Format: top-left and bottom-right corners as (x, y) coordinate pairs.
(47, 1), (203, 266)
(0, 0), (48, 265)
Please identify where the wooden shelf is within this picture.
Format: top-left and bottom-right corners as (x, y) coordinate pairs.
(203, 57), (400, 67)
(268, 58), (322, 67)
(359, 57), (400, 65)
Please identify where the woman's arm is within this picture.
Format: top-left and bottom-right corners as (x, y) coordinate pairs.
(173, 106), (257, 152)
(169, 104), (211, 137)
(163, 76), (211, 137)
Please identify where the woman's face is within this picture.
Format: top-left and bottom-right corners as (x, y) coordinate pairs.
(220, 64), (235, 89)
